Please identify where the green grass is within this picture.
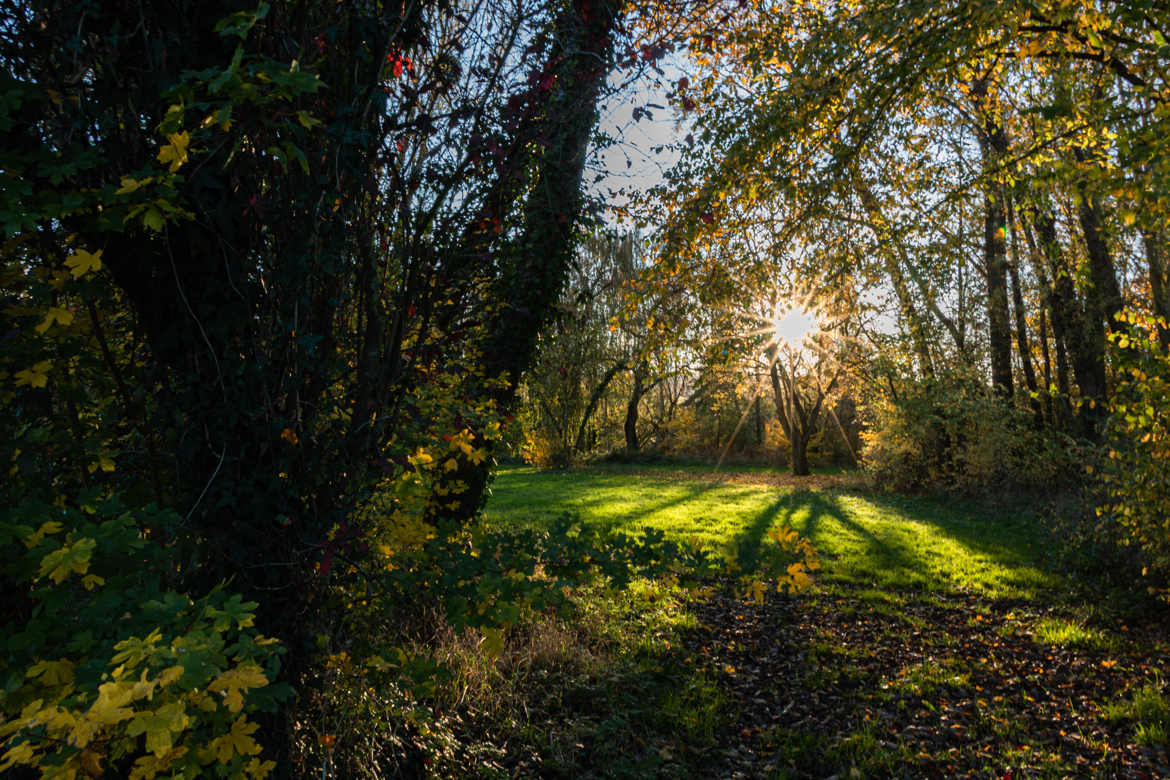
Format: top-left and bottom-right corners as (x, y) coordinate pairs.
(1032, 616), (1119, 651)
(485, 464), (1061, 599)
(462, 463), (1162, 776)
(1105, 679), (1170, 747)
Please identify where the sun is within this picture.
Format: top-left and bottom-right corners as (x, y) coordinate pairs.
(772, 304), (818, 350)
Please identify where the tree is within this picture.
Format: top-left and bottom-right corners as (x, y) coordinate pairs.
(2, 0), (627, 763)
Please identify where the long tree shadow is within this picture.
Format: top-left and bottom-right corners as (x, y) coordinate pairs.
(728, 486), (1058, 598)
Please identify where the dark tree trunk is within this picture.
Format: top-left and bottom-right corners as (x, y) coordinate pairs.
(790, 434), (810, 476)
(624, 369), (646, 452)
(573, 360), (627, 454)
(426, 0), (623, 522)
(974, 78), (1014, 398)
(1145, 232), (1170, 349)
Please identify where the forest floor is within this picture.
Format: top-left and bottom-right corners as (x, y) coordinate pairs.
(473, 464), (1170, 779)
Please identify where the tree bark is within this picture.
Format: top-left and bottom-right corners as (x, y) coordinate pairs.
(1145, 232), (1170, 349)
(973, 78), (1014, 398)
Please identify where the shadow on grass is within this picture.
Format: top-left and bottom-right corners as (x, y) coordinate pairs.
(730, 488), (1058, 598)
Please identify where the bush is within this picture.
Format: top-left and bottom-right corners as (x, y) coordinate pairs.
(0, 496), (287, 778)
(1098, 311), (1170, 596)
(861, 367), (1083, 493)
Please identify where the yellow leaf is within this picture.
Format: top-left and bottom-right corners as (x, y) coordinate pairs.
(208, 716), (262, 764)
(126, 701), (189, 757)
(443, 458), (459, 472)
(34, 306), (74, 334)
(208, 663), (268, 713)
(157, 131), (190, 172)
(159, 666), (184, 687)
(28, 658), (75, 686)
(750, 579), (765, 603)
(116, 176), (153, 195)
(23, 520), (64, 548)
(467, 448), (487, 465)
(129, 746), (189, 780)
(245, 757), (277, 779)
(0, 742), (36, 772)
(87, 681), (137, 726)
(480, 627), (505, 660)
(280, 428), (299, 445)
(38, 537), (96, 583)
(14, 360), (51, 388)
(87, 454), (116, 474)
(64, 248), (103, 278)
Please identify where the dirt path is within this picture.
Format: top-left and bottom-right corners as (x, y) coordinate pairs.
(681, 583), (1170, 778)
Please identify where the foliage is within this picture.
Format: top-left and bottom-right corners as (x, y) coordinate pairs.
(860, 365), (1082, 493)
(0, 497), (287, 778)
(1098, 310), (1170, 595)
(2, 0), (637, 767)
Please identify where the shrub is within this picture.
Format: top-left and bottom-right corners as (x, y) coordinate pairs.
(1098, 311), (1170, 596)
(0, 496), (287, 778)
(861, 366), (1082, 493)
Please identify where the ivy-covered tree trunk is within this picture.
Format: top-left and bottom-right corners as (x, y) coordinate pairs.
(427, 0), (624, 524)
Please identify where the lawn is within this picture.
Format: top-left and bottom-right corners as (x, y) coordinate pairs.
(485, 464), (1058, 599)
(466, 463), (1170, 778)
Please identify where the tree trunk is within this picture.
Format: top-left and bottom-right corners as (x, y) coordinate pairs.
(1145, 232), (1170, 349)
(427, 0), (623, 522)
(790, 433), (810, 476)
(573, 360), (626, 453)
(1006, 198), (1042, 424)
(974, 78), (1014, 398)
(624, 369), (646, 452)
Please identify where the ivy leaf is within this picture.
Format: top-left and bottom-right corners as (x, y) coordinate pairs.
(64, 248), (103, 278)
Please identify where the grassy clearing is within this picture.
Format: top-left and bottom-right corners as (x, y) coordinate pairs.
(461, 463), (1168, 777)
(486, 464), (1060, 599)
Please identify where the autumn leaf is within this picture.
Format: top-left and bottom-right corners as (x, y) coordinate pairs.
(23, 519), (64, 548)
(126, 701), (190, 756)
(157, 131), (190, 172)
(65, 248), (103, 278)
(14, 360), (51, 388)
(245, 757), (277, 779)
(35, 306), (75, 334)
(207, 716), (262, 763)
(208, 663), (268, 713)
(480, 627), (505, 660)
(116, 176), (154, 195)
(38, 537), (96, 583)
(28, 658), (76, 686)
